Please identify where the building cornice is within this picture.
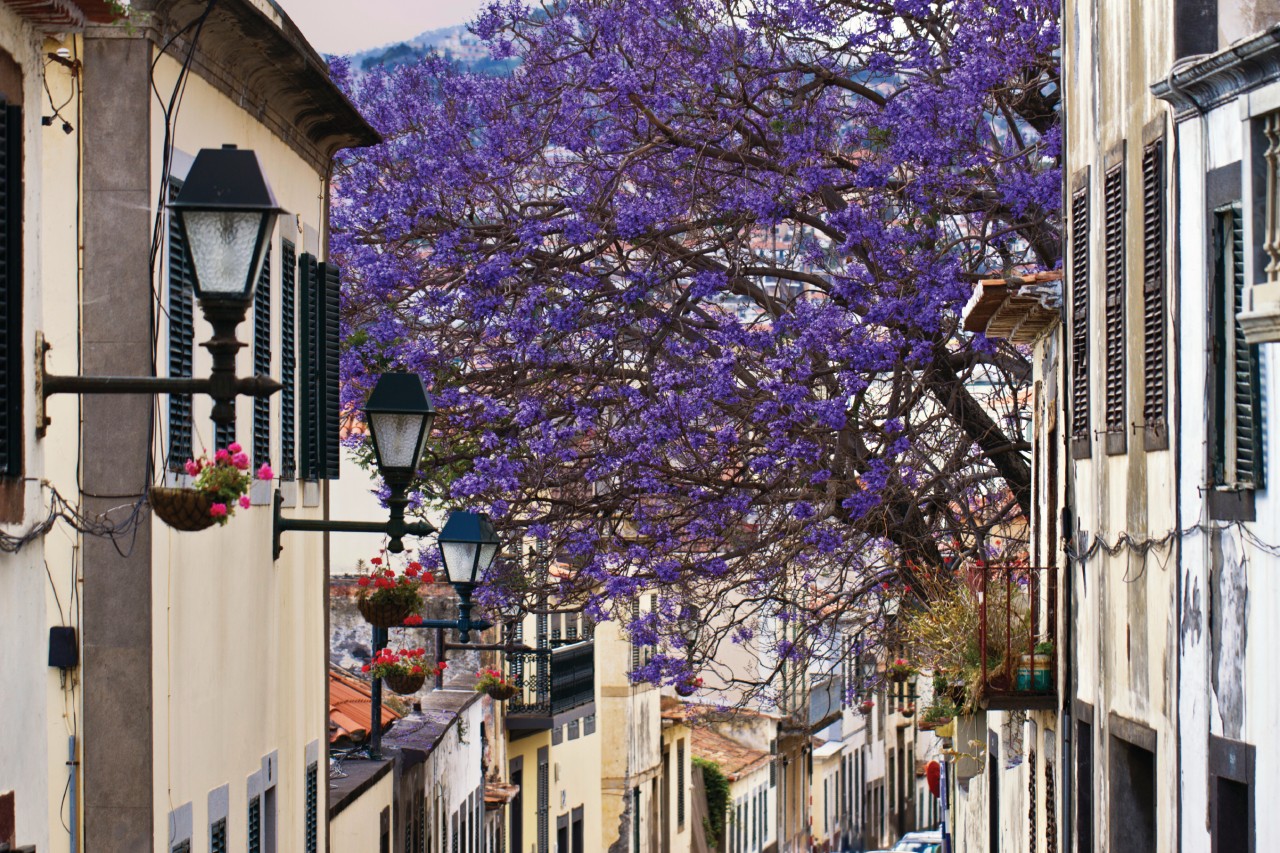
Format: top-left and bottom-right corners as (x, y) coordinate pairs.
(117, 0), (379, 173)
(1152, 25), (1280, 120)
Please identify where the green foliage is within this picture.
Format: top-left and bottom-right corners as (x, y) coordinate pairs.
(694, 757), (729, 851)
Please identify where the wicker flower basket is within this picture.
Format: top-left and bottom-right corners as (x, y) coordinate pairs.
(675, 683), (698, 697)
(150, 487), (217, 532)
(384, 671), (427, 695)
(484, 683), (519, 701)
(358, 598), (416, 628)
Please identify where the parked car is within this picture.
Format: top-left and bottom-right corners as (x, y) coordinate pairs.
(892, 828), (944, 852)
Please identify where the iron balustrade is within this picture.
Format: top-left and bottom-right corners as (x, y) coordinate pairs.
(507, 639), (595, 719)
(978, 563), (1058, 711)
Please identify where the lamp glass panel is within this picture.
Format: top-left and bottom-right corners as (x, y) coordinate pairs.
(477, 543), (500, 576)
(369, 412), (425, 471)
(441, 541), (478, 585)
(183, 210), (264, 296)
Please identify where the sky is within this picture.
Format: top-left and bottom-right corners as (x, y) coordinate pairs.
(274, 0), (490, 55)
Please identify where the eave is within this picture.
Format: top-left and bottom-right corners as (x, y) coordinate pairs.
(961, 271), (1062, 344)
(7, 0), (118, 28)
(1152, 24), (1280, 120)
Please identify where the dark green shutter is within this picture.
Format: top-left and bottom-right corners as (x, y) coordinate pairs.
(1141, 140), (1167, 433)
(1102, 164), (1125, 444)
(305, 761), (318, 853)
(0, 104), (21, 478)
(677, 739), (686, 827)
(1070, 181), (1091, 447)
(167, 183), (195, 467)
(248, 795), (261, 853)
(318, 262), (342, 479)
(210, 818), (227, 853)
(280, 240), (297, 480)
(252, 246), (272, 468)
(1230, 210), (1264, 485)
(300, 252), (320, 479)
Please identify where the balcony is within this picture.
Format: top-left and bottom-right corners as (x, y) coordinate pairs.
(506, 640), (596, 730)
(978, 563), (1057, 711)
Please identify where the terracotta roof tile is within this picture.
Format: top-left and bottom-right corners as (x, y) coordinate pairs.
(690, 727), (772, 782)
(330, 666), (400, 746)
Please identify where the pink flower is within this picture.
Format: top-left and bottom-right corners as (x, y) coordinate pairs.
(238, 495), (252, 509)
(209, 503), (228, 518)
(215, 449), (230, 463)
(184, 459), (200, 477)
(228, 442), (242, 454)
(256, 463), (274, 481)
(231, 452), (250, 470)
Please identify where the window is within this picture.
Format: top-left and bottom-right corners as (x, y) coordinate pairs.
(252, 245), (272, 469)
(1108, 721), (1156, 853)
(1209, 736), (1255, 853)
(677, 738), (686, 829)
(538, 747), (550, 853)
(279, 240), (296, 479)
(1141, 138), (1168, 448)
(1103, 162), (1126, 454)
(1212, 204), (1264, 490)
(632, 787), (641, 853)
(0, 98), (20, 479)
(1070, 175), (1091, 456)
(167, 183), (195, 467)
(304, 761), (318, 853)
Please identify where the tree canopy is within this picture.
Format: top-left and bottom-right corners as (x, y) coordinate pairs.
(332, 0), (1060, 705)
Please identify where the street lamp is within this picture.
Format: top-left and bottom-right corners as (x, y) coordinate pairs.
(436, 510), (501, 642)
(273, 372), (436, 558)
(36, 145), (282, 434)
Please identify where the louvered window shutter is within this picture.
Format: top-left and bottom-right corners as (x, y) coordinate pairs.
(1069, 180), (1091, 454)
(210, 818), (227, 853)
(1103, 164), (1126, 454)
(0, 103), (21, 478)
(304, 761), (318, 853)
(299, 252), (321, 479)
(1229, 209), (1263, 485)
(280, 240), (297, 480)
(318, 262), (342, 479)
(248, 795), (261, 853)
(251, 246), (272, 468)
(1141, 140), (1167, 447)
(167, 183), (195, 468)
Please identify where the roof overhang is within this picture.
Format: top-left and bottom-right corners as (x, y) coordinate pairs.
(961, 271), (1063, 343)
(8, 0), (118, 28)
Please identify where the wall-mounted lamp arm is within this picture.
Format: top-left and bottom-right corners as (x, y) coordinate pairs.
(271, 489), (435, 560)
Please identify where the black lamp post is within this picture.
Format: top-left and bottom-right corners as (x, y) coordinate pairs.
(272, 372), (436, 558)
(37, 145), (282, 434)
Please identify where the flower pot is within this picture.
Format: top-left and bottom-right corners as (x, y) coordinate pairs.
(890, 670), (910, 683)
(485, 683), (519, 701)
(384, 670), (426, 695)
(858, 702), (874, 716)
(1032, 653), (1052, 691)
(675, 683), (698, 697)
(358, 598), (416, 628)
(150, 486), (217, 532)
(919, 716), (951, 732)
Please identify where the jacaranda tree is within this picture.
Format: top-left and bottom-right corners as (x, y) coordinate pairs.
(332, 0), (1059, 706)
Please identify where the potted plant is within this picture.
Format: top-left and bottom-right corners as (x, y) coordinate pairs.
(355, 554), (432, 628)
(674, 676), (704, 697)
(364, 647), (444, 695)
(151, 444), (272, 531)
(858, 699), (874, 715)
(1016, 640), (1054, 691)
(918, 699), (958, 731)
(476, 667), (519, 700)
(888, 658), (916, 683)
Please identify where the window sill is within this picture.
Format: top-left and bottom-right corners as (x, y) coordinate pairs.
(1071, 436), (1092, 459)
(1143, 423), (1169, 452)
(1207, 487), (1256, 522)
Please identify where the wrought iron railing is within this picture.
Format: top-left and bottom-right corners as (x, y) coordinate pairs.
(507, 640), (596, 718)
(978, 563), (1057, 710)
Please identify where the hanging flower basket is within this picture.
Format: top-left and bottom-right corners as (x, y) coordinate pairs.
(858, 700), (874, 715)
(674, 676), (704, 697)
(354, 554), (429, 628)
(476, 668), (517, 700)
(154, 444), (273, 531)
(888, 658), (916, 683)
(365, 648), (444, 695)
(385, 671), (427, 695)
(485, 683), (519, 701)
(358, 598), (416, 628)
(149, 487), (217, 532)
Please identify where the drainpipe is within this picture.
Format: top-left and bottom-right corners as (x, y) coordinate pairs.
(1059, 83), (1076, 853)
(68, 735), (78, 853)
